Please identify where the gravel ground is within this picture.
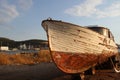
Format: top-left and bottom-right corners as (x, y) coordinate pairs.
(0, 63), (65, 80)
(0, 63), (120, 80)
(53, 70), (120, 80)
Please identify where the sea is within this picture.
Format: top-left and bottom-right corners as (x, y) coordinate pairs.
(0, 50), (39, 54)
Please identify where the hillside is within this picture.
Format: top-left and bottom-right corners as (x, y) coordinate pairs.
(0, 37), (48, 49)
(0, 37), (14, 42)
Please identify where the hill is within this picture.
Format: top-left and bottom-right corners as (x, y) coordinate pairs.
(0, 37), (14, 42)
(0, 37), (48, 50)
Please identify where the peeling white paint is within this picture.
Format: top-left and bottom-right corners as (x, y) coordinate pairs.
(42, 20), (118, 55)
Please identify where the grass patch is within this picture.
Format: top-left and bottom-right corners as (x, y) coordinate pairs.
(0, 50), (52, 65)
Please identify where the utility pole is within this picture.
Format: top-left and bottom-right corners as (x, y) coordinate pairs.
(0, 41), (2, 51)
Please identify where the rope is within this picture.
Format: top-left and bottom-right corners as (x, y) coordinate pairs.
(110, 57), (120, 73)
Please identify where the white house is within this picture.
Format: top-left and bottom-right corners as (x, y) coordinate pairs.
(0, 46), (9, 51)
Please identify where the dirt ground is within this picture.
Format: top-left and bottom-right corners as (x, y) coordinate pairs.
(54, 70), (120, 80)
(0, 63), (120, 80)
(0, 63), (65, 80)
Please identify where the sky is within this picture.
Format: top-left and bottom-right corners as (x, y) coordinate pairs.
(0, 0), (120, 44)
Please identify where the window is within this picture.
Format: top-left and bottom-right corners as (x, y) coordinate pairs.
(88, 27), (104, 35)
(109, 31), (114, 41)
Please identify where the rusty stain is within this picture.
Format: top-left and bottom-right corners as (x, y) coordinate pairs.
(77, 30), (81, 32)
(52, 51), (98, 73)
(98, 36), (104, 41)
(51, 51), (117, 73)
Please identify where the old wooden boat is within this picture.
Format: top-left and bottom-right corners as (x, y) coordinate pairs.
(41, 19), (119, 74)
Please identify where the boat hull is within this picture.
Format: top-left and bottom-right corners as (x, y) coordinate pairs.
(52, 51), (117, 73)
(42, 20), (118, 73)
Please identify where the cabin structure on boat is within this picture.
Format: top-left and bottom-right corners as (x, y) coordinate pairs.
(87, 26), (115, 41)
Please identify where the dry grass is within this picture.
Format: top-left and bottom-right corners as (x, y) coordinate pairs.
(0, 50), (52, 65)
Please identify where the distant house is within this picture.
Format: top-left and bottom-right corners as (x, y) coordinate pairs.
(19, 44), (27, 50)
(34, 48), (40, 51)
(12, 48), (18, 51)
(0, 46), (9, 51)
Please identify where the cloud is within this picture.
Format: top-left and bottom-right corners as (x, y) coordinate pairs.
(65, 0), (120, 18)
(0, 0), (19, 24)
(17, 0), (33, 10)
(0, 0), (33, 24)
(65, 0), (103, 17)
